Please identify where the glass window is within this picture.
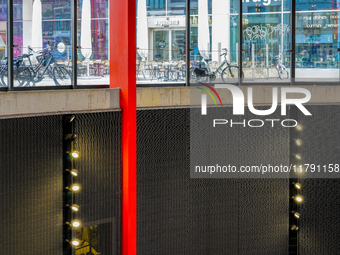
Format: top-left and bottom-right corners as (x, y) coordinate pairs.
(297, 0), (337, 11)
(189, 0), (239, 84)
(0, 0), (7, 88)
(167, 0), (186, 16)
(77, 0), (109, 85)
(9, 0), (72, 87)
(295, 11), (340, 82)
(242, 12), (292, 83)
(146, 0), (166, 16)
(75, 223), (114, 255)
(137, 0), (187, 84)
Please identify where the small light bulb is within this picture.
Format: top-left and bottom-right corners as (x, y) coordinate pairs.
(71, 238), (80, 246)
(294, 195), (303, 203)
(295, 124), (303, 131)
(70, 204), (79, 212)
(294, 212), (301, 219)
(295, 139), (302, 146)
(291, 225), (299, 231)
(70, 169), (79, 177)
(71, 151), (79, 158)
(295, 154), (301, 160)
(294, 183), (301, 190)
(70, 184), (81, 192)
(297, 166), (303, 173)
(71, 220), (81, 228)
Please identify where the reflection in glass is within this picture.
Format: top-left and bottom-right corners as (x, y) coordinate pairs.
(146, 0), (166, 16)
(295, 11), (340, 82)
(0, 0), (7, 87)
(8, 0), (73, 87)
(75, 223), (113, 255)
(77, 0), (110, 85)
(242, 13), (291, 83)
(189, 0), (239, 84)
(137, 0), (187, 84)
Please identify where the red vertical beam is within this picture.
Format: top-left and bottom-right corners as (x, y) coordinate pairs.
(110, 0), (136, 254)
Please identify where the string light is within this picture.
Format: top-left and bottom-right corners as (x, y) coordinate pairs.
(70, 184), (81, 192)
(71, 151), (80, 158)
(294, 182), (302, 190)
(293, 195), (303, 203)
(70, 204), (80, 212)
(70, 239), (81, 246)
(70, 220), (81, 228)
(295, 139), (302, 146)
(295, 154), (301, 160)
(295, 124), (303, 131)
(70, 169), (79, 177)
(293, 212), (301, 219)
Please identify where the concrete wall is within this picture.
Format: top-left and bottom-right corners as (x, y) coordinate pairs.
(137, 86), (340, 108)
(1, 85), (340, 118)
(0, 88), (120, 118)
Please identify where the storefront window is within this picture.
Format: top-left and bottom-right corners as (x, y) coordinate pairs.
(77, 0), (109, 85)
(295, 11), (340, 82)
(0, 0), (7, 87)
(167, 0), (186, 16)
(147, 0), (166, 16)
(297, 0), (338, 11)
(189, 0), (239, 84)
(7, 0), (72, 87)
(137, 0), (187, 84)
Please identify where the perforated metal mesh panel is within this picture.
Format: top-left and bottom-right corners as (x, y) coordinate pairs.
(74, 111), (121, 255)
(0, 111), (121, 255)
(299, 106), (340, 255)
(137, 108), (289, 255)
(0, 115), (63, 255)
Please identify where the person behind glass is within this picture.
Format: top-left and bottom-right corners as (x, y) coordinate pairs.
(322, 46), (328, 62)
(301, 47), (310, 62)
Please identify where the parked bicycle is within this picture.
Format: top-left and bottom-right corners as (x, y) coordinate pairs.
(272, 53), (289, 80)
(190, 48), (244, 83)
(0, 43), (71, 87)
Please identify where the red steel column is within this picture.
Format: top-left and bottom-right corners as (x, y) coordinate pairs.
(110, 0), (136, 254)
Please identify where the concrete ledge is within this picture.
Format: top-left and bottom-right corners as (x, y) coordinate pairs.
(0, 88), (120, 118)
(137, 86), (340, 108)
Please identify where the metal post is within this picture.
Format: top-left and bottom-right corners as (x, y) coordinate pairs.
(238, 0), (243, 85)
(290, 0), (296, 84)
(266, 44), (269, 78)
(71, 0), (78, 89)
(289, 106), (300, 255)
(186, 0), (191, 86)
(7, 0), (13, 91)
(62, 115), (76, 255)
(236, 43), (239, 65)
(218, 42), (221, 65)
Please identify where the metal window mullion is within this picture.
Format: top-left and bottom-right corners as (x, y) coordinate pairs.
(7, 0), (13, 91)
(291, 0), (296, 84)
(71, 0), (78, 89)
(238, 0), (243, 86)
(186, 0), (190, 86)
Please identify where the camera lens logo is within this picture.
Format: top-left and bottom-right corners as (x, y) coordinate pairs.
(197, 83), (223, 115)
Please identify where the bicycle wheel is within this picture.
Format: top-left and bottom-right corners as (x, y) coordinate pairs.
(189, 67), (198, 82)
(279, 69), (289, 79)
(53, 66), (71, 86)
(221, 66), (242, 83)
(1, 67), (31, 87)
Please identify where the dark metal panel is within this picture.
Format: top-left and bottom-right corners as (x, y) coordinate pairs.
(298, 105), (340, 255)
(137, 108), (289, 255)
